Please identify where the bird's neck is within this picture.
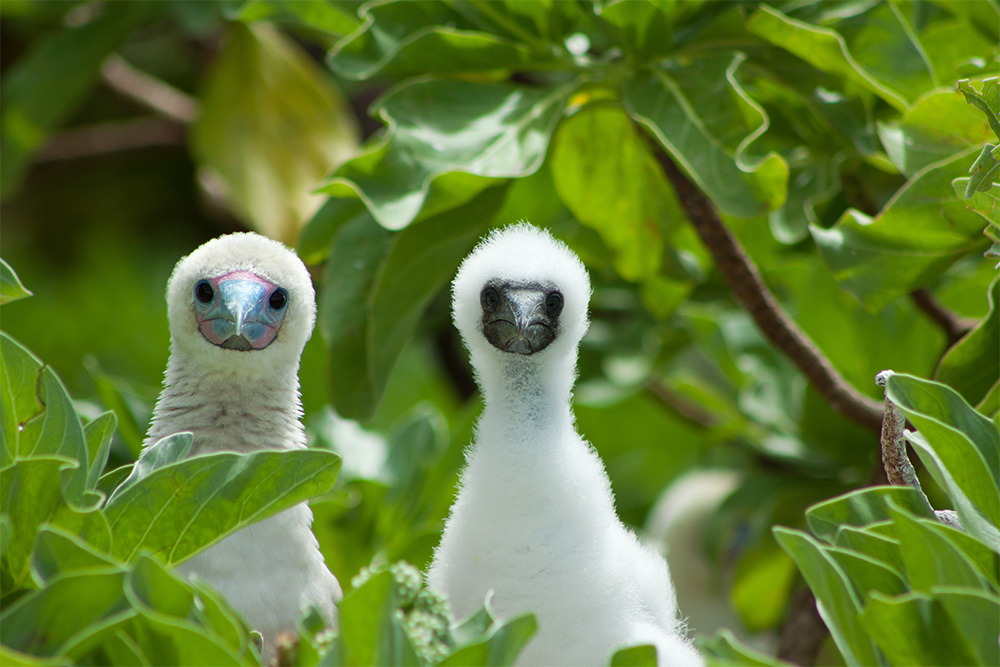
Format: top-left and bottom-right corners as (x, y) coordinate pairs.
(476, 350), (576, 448)
(145, 348), (306, 455)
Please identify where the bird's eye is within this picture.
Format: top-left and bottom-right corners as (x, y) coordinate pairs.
(545, 292), (563, 317)
(481, 286), (500, 311)
(195, 280), (214, 304)
(269, 288), (288, 310)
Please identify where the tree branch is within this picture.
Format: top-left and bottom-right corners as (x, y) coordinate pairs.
(650, 145), (884, 433)
(909, 288), (975, 348)
(777, 587), (827, 666)
(36, 117), (185, 162)
(100, 54), (198, 124)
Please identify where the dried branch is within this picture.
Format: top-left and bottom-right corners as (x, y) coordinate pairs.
(100, 55), (198, 124)
(909, 288), (975, 348)
(36, 117), (185, 162)
(650, 146), (884, 433)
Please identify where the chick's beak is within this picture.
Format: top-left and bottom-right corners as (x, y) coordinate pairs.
(195, 271), (286, 351)
(483, 287), (557, 355)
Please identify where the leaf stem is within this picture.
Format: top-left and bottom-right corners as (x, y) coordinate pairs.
(648, 142), (885, 433)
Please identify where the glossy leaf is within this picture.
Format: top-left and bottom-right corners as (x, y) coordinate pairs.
(772, 527), (882, 666)
(805, 486), (934, 543)
(812, 149), (989, 312)
(192, 21), (359, 243)
(624, 54), (788, 220)
(885, 373), (999, 531)
(104, 448), (341, 564)
(935, 276), (1000, 405)
(0, 259), (32, 305)
(330, 1), (541, 80)
(320, 79), (572, 230)
(368, 187), (505, 397)
(860, 592), (978, 666)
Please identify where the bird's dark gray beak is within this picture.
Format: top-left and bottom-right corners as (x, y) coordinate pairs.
(481, 283), (561, 355)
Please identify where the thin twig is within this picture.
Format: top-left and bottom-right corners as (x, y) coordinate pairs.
(909, 288), (975, 348)
(36, 117), (185, 162)
(649, 145), (884, 433)
(100, 54), (198, 124)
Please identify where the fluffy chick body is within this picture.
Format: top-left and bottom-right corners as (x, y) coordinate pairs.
(428, 224), (702, 666)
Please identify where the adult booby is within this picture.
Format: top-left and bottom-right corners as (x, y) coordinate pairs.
(427, 224), (702, 666)
(143, 232), (340, 658)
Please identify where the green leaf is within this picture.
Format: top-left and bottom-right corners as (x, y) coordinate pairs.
(964, 143), (1000, 198)
(935, 276), (1000, 405)
(0, 2), (149, 197)
(109, 432), (194, 497)
(877, 90), (991, 177)
(192, 21), (358, 243)
(624, 54), (788, 220)
(2, 458), (110, 589)
(885, 373), (999, 529)
(84, 357), (147, 462)
(608, 644), (656, 666)
(336, 569), (420, 667)
(0, 570), (131, 657)
(698, 629), (791, 667)
(103, 448), (341, 564)
(230, 0), (361, 40)
(368, 187), (505, 396)
(29, 526), (120, 586)
(958, 78), (1000, 141)
(934, 587), (1000, 666)
(833, 525), (906, 575)
(550, 103), (674, 282)
(812, 149), (989, 312)
(0, 259), (32, 305)
(330, 1), (541, 80)
(297, 197), (368, 266)
(320, 79), (572, 230)
(954, 179), (1000, 226)
(886, 502), (991, 593)
(825, 546), (907, 600)
(747, 5), (918, 111)
(772, 527), (882, 666)
(82, 411), (116, 491)
(806, 486), (934, 543)
(440, 606), (537, 667)
(860, 592), (978, 666)
(318, 211), (393, 420)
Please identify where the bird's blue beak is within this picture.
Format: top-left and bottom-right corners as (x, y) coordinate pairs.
(193, 271), (288, 351)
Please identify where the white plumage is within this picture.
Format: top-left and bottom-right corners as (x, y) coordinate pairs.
(427, 224), (702, 666)
(143, 232), (340, 658)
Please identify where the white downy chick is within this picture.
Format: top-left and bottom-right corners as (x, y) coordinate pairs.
(427, 224), (703, 666)
(143, 232), (341, 659)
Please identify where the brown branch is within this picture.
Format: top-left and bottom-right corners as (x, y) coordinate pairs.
(778, 587), (827, 666)
(909, 288), (975, 348)
(100, 55), (198, 124)
(650, 146), (884, 433)
(35, 117), (185, 162)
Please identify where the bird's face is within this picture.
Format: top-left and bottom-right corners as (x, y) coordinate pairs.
(191, 270), (289, 352)
(480, 280), (564, 355)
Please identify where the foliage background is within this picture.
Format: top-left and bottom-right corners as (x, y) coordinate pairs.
(1, 1), (997, 665)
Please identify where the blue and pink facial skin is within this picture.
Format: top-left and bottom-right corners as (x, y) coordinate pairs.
(192, 271), (288, 351)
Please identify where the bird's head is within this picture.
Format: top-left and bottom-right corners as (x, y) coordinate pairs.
(165, 232), (315, 375)
(453, 223), (591, 363)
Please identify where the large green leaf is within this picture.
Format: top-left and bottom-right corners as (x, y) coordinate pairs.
(884, 373), (1000, 534)
(860, 592), (979, 666)
(368, 187), (505, 400)
(191, 21), (358, 243)
(624, 53), (787, 220)
(935, 276), (1000, 406)
(746, 5), (926, 112)
(319, 78), (572, 230)
(833, 525), (906, 577)
(318, 211), (393, 420)
(825, 546), (907, 601)
(30, 526), (120, 587)
(2, 457), (110, 590)
(550, 103), (676, 282)
(0, 3), (149, 197)
(772, 527), (883, 666)
(812, 149), (989, 312)
(334, 569), (421, 667)
(104, 448), (341, 564)
(877, 90), (991, 177)
(805, 486), (934, 543)
(0, 259), (32, 305)
(329, 1), (543, 80)
(934, 587), (1000, 666)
